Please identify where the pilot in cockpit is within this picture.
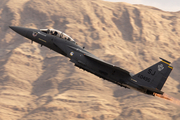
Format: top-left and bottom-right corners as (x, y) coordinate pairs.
(51, 31), (54, 35)
(40, 29), (76, 43)
(47, 29), (50, 34)
(59, 33), (63, 38)
(54, 31), (58, 36)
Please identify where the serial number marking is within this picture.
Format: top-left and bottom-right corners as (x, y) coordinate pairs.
(138, 74), (151, 82)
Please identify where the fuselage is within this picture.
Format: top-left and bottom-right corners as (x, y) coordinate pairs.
(10, 26), (166, 96)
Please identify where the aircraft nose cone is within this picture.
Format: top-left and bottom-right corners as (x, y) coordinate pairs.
(9, 26), (28, 37)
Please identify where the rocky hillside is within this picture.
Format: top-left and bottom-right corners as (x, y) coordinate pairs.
(0, 0), (180, 119)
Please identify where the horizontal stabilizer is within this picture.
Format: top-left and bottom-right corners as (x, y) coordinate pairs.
(140, 85), (164, 95)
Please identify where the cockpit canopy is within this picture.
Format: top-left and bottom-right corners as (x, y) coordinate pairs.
(40, 29), (75, 42)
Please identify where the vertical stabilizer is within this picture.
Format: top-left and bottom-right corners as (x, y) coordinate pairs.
(132, 58), (173, 90)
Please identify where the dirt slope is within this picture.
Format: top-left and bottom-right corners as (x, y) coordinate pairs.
(0, 0), (180, 119)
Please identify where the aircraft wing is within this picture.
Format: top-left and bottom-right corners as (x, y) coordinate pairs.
(84, 53), (131, 77)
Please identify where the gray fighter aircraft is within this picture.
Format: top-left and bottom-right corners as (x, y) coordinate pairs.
(9, 26), (173, 96)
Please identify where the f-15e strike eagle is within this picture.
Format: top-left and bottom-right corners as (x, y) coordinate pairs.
(10, 26), (173, 96)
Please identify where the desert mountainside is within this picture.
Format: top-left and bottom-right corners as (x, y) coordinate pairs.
(0, 0), (180, 119)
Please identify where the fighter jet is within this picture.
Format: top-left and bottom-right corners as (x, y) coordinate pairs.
(9, 26), (173, 96)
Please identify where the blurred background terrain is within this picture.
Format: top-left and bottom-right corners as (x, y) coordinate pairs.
(0, 0), (180, 119)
